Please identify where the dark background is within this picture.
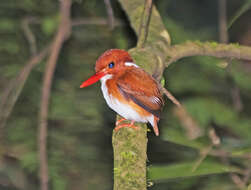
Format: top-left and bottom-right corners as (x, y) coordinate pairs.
(0, 0), (251, 189)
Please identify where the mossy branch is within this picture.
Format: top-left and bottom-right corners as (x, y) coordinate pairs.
(165, 41), (251, 67)
(112, 116), (147, 190)
(113, 1), (171, 190)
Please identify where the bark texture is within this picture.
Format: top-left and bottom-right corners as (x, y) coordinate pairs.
(112, 117), (148, 190)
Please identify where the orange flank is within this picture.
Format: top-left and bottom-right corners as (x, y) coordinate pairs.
(80, 49), (164, 136)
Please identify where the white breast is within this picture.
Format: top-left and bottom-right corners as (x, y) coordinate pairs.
(100, 75), (154, 125)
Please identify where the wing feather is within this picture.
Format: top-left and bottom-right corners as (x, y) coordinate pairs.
(116, 68), (164, 117)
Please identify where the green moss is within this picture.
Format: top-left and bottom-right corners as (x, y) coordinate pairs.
(113, 123), (147, 190)
(129, 48), (157, 74)
(231, 42), (241, 48)
(165, 55), (172, 63)
(160, 77), (165, 87)
(209, 41), (219, 48)
(121, 151), (137, 160)
(193, 40), (203, 47)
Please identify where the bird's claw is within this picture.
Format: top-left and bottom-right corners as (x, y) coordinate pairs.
(115, 118), (126, 126)
(114, 121), (138, 131)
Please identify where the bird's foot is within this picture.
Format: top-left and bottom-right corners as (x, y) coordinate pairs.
(114, 121), (138, 131)
(115, 118), (126, 126)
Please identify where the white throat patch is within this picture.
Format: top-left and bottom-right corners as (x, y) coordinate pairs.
(100, 74), (113, 83)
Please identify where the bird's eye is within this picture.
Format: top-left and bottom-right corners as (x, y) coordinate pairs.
(108, 62), (115, 68)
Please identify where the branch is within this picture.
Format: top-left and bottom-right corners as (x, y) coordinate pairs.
(104, 0), (115, 29)
(192, 128), (220, 172)
(218, 0), (228, 43)
(217, 0), (244, 112)
(38, 1), (72, 190)
(159, 85), (181, 107)
(118, 0), (170, 46)
(165, 41), (251, 66)
(137, 0), (153, 48)
(21, 17), (38, 56)
(173, 106), (203, 140)
(0, 45), (50, 138)
(112, 117), (147, 190)
(0, 45), (49, 163)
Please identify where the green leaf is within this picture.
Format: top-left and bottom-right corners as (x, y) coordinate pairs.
(148, 160), (240, 181)
(231, 147), (251, 157)
(162, 127), (207, 150)
(228, 0), (251, 29)
(42, 15), (59, 35)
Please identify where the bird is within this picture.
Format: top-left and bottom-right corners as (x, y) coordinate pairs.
(80, 49), (164, 136)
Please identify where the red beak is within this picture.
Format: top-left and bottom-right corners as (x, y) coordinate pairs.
(80, 72), (105, 88)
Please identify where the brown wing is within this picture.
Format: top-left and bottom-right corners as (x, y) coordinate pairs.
(116, 68), (164, 117)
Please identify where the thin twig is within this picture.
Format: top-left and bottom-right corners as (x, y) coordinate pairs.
(230, 174), (246, 189)
(38, 1), (72, 190)
(243, 167), (251, 185)
(219, 0), (244, 112)
(221, 153), (246, 189)
(0, 45), (49, 163)
(208, 128), (221, 146)
(210, 149), (251, 159)
(192, 128), (220, 172)
(0, 45), (50, 133)
(137, 0), (153, 48)
(21, 17), (38, 56)
(218, 0), (228, 43)
(159, 85), (203, 139)
(192, 145), (213, 172)
(159, 85), (181, 107)
(173, 107), (203, 139)
(230, 85), (243, 112)
(104, 0), (115, 29)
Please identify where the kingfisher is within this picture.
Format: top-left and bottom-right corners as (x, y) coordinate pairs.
(80, 49), (164, 136)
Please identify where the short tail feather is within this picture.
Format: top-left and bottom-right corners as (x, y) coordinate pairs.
(153, 116), (159, 136)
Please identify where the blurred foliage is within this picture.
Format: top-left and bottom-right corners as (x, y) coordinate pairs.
(149, 160), (240, 180)
(0, 0), (251, 190)
(228, 0), (251, 29)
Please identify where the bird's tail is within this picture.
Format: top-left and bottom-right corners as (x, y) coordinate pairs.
(153, 116), (159, 136)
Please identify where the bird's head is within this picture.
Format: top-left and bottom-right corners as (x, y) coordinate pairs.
(80, 49), (135, 88)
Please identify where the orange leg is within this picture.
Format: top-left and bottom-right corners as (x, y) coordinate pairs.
(114, 120), (138, 131)
(115, 118), (126, 126)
